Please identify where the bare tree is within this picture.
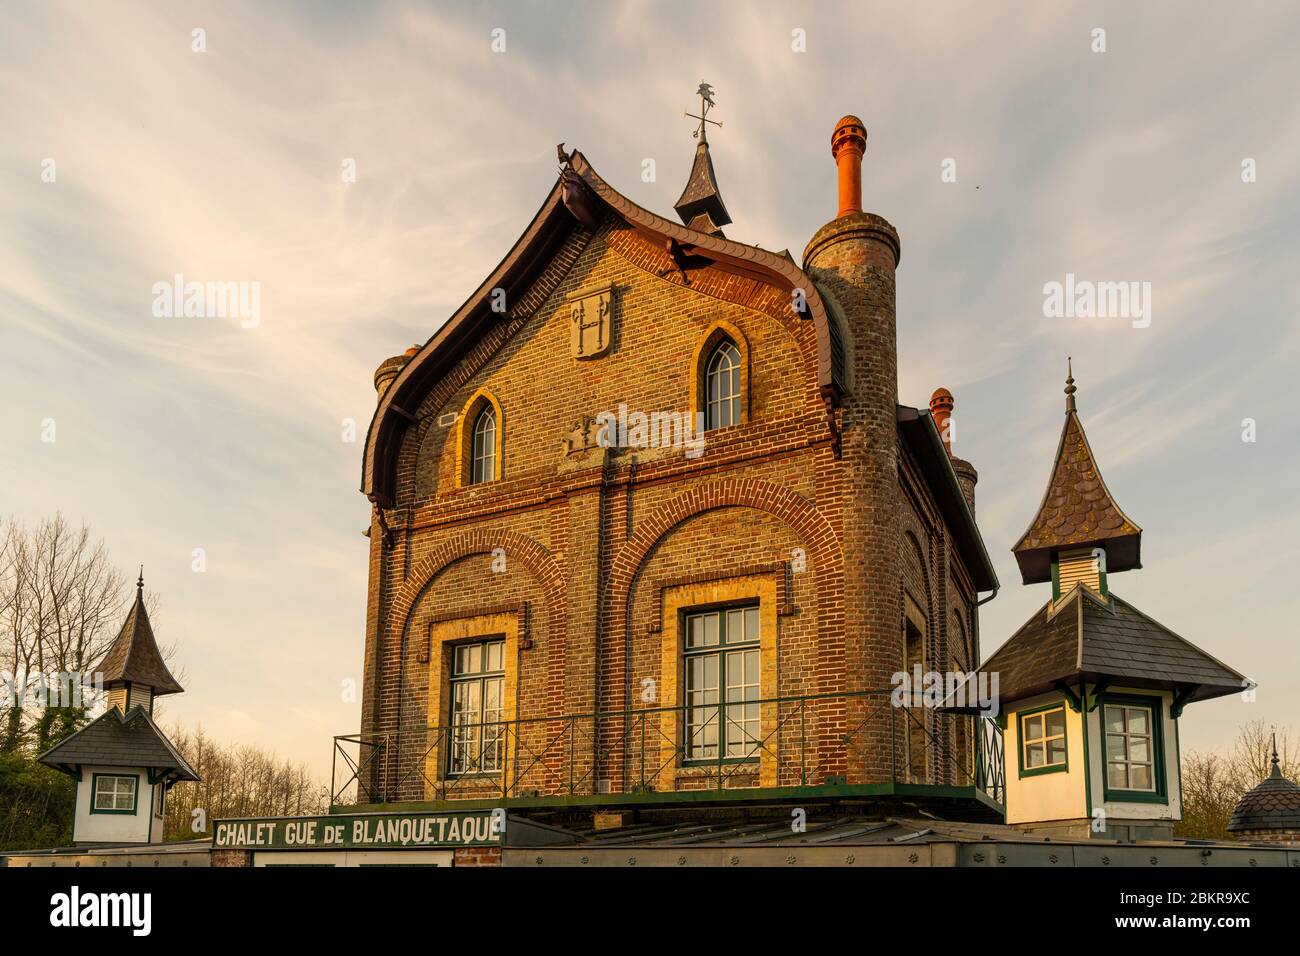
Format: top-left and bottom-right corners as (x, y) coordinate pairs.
(162, 724), (327, 840)
(0, 515), (132, 753)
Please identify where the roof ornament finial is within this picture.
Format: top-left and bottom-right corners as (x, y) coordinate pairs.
(1271, 730), (1282, 777)
(685, 81), (722, 143)
(1065, 356), (1077, 412)
(674, 82), (732, 236)
(137, 565), (144, 591)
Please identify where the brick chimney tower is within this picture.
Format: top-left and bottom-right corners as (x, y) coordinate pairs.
(802, 115), (902, 782)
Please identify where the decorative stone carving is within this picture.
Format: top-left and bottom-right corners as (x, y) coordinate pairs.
(568, 286), (615, 359)
(561, 415), (605, 456)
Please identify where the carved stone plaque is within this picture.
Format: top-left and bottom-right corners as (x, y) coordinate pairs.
(569, 286), (615, 359)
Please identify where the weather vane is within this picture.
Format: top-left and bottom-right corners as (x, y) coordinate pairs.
(684, 81), (722, 142)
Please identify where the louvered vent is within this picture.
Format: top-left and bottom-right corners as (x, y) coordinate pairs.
(1057, 547), (1104, 595)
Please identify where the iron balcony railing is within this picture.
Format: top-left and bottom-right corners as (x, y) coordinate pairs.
(331, 689), (1004, 810)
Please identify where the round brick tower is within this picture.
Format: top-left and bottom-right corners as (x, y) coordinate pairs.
(803, 115), (904, 783)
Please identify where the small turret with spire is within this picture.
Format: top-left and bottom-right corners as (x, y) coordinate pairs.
(674, 82), (732, 236)
(35, 566), (197, 845)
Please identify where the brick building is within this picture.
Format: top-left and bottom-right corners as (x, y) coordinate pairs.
(347, 106), (1002, 829)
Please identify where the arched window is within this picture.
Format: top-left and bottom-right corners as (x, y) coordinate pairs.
(470, 405), (497, 484)
(705, 338), (741, 430)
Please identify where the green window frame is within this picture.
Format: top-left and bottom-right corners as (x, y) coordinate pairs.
(682, 604), (761, 764)
(90, 773), (139, 814)
(447, 638), (506, 777)
(1017, 703), (1068, 777)
(1100, 693), (1167, 804)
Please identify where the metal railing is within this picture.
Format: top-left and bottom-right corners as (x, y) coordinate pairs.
(331, 690), (1003, 809)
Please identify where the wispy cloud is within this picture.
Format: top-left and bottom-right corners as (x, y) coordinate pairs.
(2, 0), (1296, 775)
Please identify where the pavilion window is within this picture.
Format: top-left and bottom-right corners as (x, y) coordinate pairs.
(92, 774), (138, 813)
(1105, 703), (1156, 792)
(1022, 707), (1067, 770)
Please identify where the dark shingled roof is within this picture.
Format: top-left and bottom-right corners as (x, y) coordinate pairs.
(37, 706), (199, 782)
(978, 586), (1248, 707)
(1228, 758), (1300, 833)
(1013, 398), (1142, 585)
(673, 139), (732, 236)
(97, 581), (183, 696)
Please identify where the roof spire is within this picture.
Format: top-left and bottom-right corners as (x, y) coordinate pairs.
(675, 82), (732, 236)
(1271, 730), (1283, 778)
(1012, 367), (1143, 584)
(95, 572), (184, 697)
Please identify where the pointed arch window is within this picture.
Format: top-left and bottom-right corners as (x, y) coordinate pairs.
(470, 405), (497, 485)
(705, 338), (741, 431)
(455, 389), (503, 488)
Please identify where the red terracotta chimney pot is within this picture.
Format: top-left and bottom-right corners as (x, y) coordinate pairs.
(930, 387), (955, 456)
(831, 115), (867, 218)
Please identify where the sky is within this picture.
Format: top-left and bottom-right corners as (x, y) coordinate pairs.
(2, 0), (1296, 782)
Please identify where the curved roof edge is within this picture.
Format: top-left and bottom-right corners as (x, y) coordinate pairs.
(362, 150), (842, 506)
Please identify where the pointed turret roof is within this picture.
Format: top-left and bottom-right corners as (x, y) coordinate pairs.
(1013, 361), (1142, 584)
(1228, 737), (1300, 834)
(97, 570), (184, 696)
(674, 139), (732, 236)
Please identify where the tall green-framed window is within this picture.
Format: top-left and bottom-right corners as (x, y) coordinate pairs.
(1019, 705), (1067, 776)
(448, 638), (505, 775)
(91, 773), (138, 814)
(1103, 697), (1164, 800)
(683, 605), (760, 762)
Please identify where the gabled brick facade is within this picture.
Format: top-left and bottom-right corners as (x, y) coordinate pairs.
(356, 117), (998, 808)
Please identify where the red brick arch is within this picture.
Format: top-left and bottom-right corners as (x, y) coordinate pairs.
(606, 477), (844, 646)
(389, 529), (565, 642)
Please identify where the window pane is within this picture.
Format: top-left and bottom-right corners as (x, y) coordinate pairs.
(744, 607), (759, 641)
(703, 614), (719, 646)
(1126, 707), (1150, 735)
(1025, 743), (1044, 768)
(1108, 762), (1129, 789)
(1044, 709), (1065, 738)
(687, 615), (702, 648)
(486, 641), (503, 673)
(1025, 715), (1042, 742)
(744, 650), (758, 686)
(726, 651), (743, 692)
(1105, 733), (1126, 761)
(1130, 764), (1153, 791)
(726, 609), (743, 643)
(472, 407), (497, 483)
(1048, 737), (1067, 764)
(1104, 706), (1124, 733)
(1129, 737), (1150, 763)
